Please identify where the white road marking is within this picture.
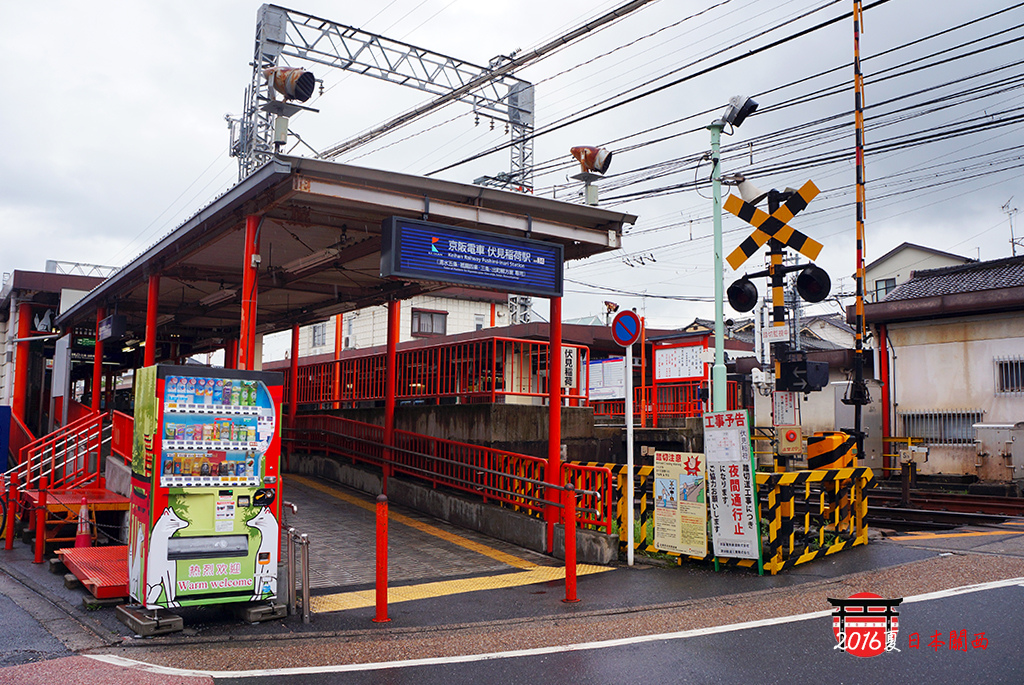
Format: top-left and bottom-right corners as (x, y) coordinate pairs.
(86, 576), (1024, 678)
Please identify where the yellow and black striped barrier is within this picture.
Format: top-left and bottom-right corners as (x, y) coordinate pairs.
(569, 461), (874, 575)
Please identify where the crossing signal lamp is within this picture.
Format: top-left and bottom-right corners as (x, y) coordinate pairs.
(727, 264), (832, 313)
(727, 278), (758, 313)
(263, 67), (317, 102)
(796, 264), (831, 303)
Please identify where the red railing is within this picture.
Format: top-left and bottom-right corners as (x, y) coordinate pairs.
(287, 413), (613, 533)
(285, 337), (589, 411)
(592, 380), (743, 426)
(19, 412), (104, 490)
(562, 462), (613, 531)
(7, 413), (35, 468)
(66, 398), (96, 425)
(111, 411), (134, 464)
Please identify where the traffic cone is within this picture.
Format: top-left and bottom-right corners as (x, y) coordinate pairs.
(74, 497), (91, 548)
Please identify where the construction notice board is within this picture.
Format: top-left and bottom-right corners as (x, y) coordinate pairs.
(653, 451), (707, 557)
(704, 410), (760, 560)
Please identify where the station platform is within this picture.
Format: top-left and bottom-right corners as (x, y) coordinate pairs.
(3, 472), (1024, 678)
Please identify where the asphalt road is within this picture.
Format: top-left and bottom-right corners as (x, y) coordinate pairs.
(214, 580), (1024, 685)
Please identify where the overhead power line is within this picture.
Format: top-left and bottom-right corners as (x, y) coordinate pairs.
(319, 0), (660, 160)
(427, 0), (896, 177)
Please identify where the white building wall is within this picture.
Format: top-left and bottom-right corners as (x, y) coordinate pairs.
(802, 319), (852, 348)
(292, 294), (508, 359)
(0, 313), (9, 406)
(865, 247), (970, 302)
(887, 312), (1024, 476)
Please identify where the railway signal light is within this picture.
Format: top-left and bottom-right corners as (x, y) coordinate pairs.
(570, 146), (612, 175)
(721, 95), (758, 128)
(263, 67), (317, 102)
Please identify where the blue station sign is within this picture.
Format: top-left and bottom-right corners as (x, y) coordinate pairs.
(380, 216), (564, 298)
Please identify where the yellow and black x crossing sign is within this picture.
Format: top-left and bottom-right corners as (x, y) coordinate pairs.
(725, 180), (821, 270)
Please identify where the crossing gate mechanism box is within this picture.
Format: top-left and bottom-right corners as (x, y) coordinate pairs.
(807, 431), (856, 470)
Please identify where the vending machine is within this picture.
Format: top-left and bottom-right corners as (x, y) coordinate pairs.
(127, 364), (283, 609)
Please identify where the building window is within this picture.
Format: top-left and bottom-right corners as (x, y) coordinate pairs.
(312, 321), (327, 348)
(412, 309), (447, 337)
(874, 277), (896, 301)
(899, 410), (984, 446)
(995, 357), (1024, 395)
(474, 314), (485, 331)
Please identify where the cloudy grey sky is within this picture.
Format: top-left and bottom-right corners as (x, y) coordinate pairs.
(2, 0), (1021, 336)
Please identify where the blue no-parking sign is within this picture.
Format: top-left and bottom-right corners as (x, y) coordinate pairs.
(611, 310), (642, 347)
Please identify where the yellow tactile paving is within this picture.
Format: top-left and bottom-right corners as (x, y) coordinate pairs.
(288, 474), (537, 569)
(311, 564), (613, 612)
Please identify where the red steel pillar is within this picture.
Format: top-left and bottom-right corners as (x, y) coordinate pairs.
(145, 275), (159, 367)
(546, 297), (563, 553)
(879, 323), (891, 475)
(287, 324), (299, 473)
(383, 300), (400, 489)
(333, 314), (343, 409)
(91, 307), (106, 412)
(289, 326), (299, 425)
(373, 494), (390, 623)
(239, 215), (261, 370)
(224, 338), (238, 370)
(12, 302), (32, 423)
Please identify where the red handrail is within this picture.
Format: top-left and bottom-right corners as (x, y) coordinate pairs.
(20, 412), (104, 490)
(66, 398), (97, 425)
(111, 411), (134, 465)
(287, 414), (612, 533)
(7, 413), (35, 467)
(562, 462), (613, 532)
(285, 337), (590, 411)
(592, 380), (744, 427)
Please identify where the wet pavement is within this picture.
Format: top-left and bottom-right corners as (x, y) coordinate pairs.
(3, 474), (1024, 682)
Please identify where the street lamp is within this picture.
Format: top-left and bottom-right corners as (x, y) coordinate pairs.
(709, 96), (757, 412)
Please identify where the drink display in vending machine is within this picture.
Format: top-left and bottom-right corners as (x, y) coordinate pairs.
(127, 365), (283, 609)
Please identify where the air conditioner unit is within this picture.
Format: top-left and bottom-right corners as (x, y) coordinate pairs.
(343, 336), (353, 350)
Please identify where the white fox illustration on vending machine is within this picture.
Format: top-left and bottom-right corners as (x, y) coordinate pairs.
(145, 506), (190, 607)
(246, 506), (279, 600)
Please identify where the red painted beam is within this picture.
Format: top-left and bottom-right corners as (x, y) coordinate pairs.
(92, 307), (106, 412)
(547, 296), (562, 553)
(239, 215), (261, 370)
(145, 275), (159, 367)
(12, 302), (32, 423)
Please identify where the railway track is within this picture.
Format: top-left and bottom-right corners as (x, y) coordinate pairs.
(867, 488), (1024, 528)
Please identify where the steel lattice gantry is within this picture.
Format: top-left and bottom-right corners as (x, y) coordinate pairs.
(230, 4), (534, 190)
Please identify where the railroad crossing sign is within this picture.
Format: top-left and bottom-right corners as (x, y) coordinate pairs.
(611, 310), (642, 347)
(725, 180), (822, 270)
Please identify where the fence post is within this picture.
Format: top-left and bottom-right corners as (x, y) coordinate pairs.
(563, 485), (579, 603)
(286, 527), (296, 616)
(300, 533), (311, 624)
(373, 494), (390, 623)
(5, 473), (18, 550)
(34, 477), (47, 564)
